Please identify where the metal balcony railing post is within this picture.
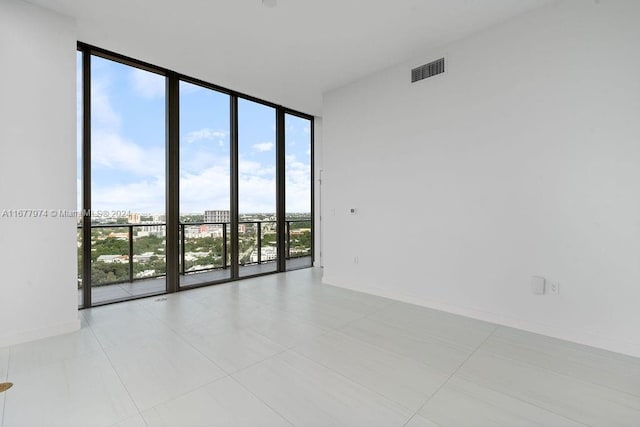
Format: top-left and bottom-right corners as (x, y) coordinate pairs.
(180, 223), (186, 275)
(286, 220), (291, 260)
(128, 225), (134, 282)
(257, 221), (262, 264)
(222, 223), (228, 269)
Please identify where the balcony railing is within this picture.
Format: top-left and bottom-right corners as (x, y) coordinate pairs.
(78, 219), (311, 287)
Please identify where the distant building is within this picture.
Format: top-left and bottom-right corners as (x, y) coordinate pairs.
(132, 252), (155, 263)
(108, 232), (128, 240)
(97, 254), (128, 263)
(290, 228), (311, 236)
(204, 210), (230, 224)
(137, 224), (166, 238)
(249, 246), (277, 263)
(127, 213), (141, 224)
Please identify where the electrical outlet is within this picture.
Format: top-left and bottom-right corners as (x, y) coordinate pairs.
(549, 281), (560, 295)
(353, 256), (359, 264)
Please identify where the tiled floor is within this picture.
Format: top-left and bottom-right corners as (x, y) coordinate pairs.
(4, 268), (640, 426)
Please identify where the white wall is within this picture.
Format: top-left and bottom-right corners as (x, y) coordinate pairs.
(0, 0), (80, 347)
(322, 0), (640, 357)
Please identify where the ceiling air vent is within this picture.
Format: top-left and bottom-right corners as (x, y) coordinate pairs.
(411, 58), (445, 83)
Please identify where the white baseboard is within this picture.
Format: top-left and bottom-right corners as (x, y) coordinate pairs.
(0, 318), (81, 349)
(322, 276), (640, 359)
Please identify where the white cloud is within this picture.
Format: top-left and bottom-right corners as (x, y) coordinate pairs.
(92, 130), (164, 177)
(83, 62), (309, 215)
(284, 154), (311, 213)
(184, 128), (229, 144)
(181, 162), (277, 214)
(129, 68), (165, 99)
(180, 166), (231, 213)
(91, 155), (310, 214)
(91, 80), (121, 128)
(76, 178), (82, 211)
(238, 174), (276, 213)
(252, 142), (273, 152)
(239, 159), (275, 177)
(93, 177), (165, 213)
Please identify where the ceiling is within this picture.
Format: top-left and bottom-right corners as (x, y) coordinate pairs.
(28, 0), (556, 116)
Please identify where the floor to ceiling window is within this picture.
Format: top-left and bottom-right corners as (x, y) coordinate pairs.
(284, 113), (313, 270)
(76, 50), (84, 307)
(77, 44), (313, 307)
(179, 81), (231, 287)
(88, 53), (167, 305)
(238, 99), (277, 277)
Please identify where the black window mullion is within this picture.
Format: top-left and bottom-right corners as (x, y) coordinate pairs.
(230, 96), (240, 279)
(165, 72), (180, 293)
(81, 47), (92, 309)
(310, 117), (315, 267)
(276, 108), (286, 272)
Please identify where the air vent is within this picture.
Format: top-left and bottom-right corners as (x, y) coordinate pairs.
(411, 58), (445, 83)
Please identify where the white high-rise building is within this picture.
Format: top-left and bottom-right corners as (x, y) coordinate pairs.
(204, 210), (230, 224)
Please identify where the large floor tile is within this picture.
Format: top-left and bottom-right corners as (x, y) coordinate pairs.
(310, 284), (394, 311)
(484, 327), (640, 397)
(294, 331), (449, 411)
(8, 327), (103, 375)
(247, 308), (330, 348)
(457, 350), (640, 426)
(179, 285), (266, 314)
(2, 352), (137, 427)
(418, 376), (585, 426)
(142, 376), (291, 427)
(404, 415), (441, 427)
(233, 350), (411, 427)
(104, 334), (226, 410)
(269, 295), (369, 330)
(82, 299), (153, 327)
(138, 294), (250, 337)
(139, 293), (218, 324)
(339, 316), (472, 374)
(0, 346), (8, 379)
(283, 287), (391, 318)
(181, 320), (286, 374)
(0, 347), (8, 426)
(369, 302), (496, 350)
(111, 414), (148, 427)
(90, 314), (182, 351)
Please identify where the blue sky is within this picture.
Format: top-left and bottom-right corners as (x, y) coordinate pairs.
(77, 53), (311, 215)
